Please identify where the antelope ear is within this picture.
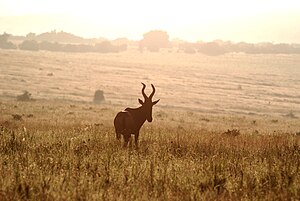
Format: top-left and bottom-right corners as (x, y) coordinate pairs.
(138, 98), (144, 105)
(152, 99), (160, 105)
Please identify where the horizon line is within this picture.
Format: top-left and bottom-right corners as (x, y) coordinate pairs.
(2, 30), (300, 45)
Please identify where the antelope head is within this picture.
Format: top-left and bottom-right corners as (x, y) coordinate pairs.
(138, 83), (160, 122)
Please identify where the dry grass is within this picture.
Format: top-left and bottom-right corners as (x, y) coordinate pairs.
(1, 49), (300, 116)
(0, 49), (300, 200)
(0, 100), (300, 200)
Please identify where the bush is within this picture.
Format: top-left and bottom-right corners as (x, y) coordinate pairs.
(62, 44), (94, 52)
(0, 33), (17, 49)
(198, 42), (226, 56)
(16, 91), (32, 101)
(39, 41), (62, 51)
(19, 40), (39, 51)
(94, 41), (119, 53)
(93, 90), (105, 104)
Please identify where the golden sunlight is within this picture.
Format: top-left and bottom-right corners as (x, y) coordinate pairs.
(0, 0), (300, 42)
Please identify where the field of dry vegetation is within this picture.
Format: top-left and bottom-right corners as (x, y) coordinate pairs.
(0, 49), (300, 200)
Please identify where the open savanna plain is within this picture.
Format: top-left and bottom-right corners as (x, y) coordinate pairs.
(0, 49), (300, 200)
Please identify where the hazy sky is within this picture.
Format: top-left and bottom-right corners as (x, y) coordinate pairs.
(0, 0), (300, 43)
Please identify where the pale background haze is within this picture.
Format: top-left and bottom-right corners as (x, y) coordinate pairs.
(0, 0), (300, 42)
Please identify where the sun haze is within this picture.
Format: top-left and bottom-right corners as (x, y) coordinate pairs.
(0, 0), (300, 42)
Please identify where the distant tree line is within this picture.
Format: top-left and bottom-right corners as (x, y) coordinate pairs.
(17, 30), (95, 44)
(177, 41), (300, 55)
(0, 33), (127, 53)
(139, 31), (300, 55)
(1, 31), (300, 55)
(26, 40), (127, 53)
(18, 40), (127, 53)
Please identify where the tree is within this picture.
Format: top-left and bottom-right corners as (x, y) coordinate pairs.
(19, 40), (39, 51)
(39, 41), (62, 51)
(0, 33), (17, 49)
(198, 42), (226, 56)
(94, 41), (126, 53)
(139, 30), (171, 52)
(26, 32), (36, 39)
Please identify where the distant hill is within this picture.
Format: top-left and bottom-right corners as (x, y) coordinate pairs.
(35, 31), (85, 43)
(9, 30), (110, 45)
(0, 31), (127, 53)
(25, 30), (95, 44)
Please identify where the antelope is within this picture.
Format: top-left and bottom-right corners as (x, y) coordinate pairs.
(114, 83), (160, 148)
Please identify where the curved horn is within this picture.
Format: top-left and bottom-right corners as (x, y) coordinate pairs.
(149, 84), (156, 99)
(141, 82), (147, 100)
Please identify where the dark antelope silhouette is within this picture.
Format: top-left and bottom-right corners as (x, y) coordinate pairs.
(114, 83), (160, 148)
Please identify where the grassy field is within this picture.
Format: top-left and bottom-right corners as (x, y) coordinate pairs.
(1, 49), (300, 116)
(0, 50), (300, 200)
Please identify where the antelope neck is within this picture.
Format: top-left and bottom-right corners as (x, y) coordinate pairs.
(126, 106), (147, 129)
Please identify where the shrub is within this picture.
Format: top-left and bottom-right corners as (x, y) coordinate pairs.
(93, 90), (105, 104)
(39, 41), (62, 51)
(94, 41), (118, 53)
(16, 91), (32, 101)
(19, 40), (39, 51)
(0, 33), (17, 49)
